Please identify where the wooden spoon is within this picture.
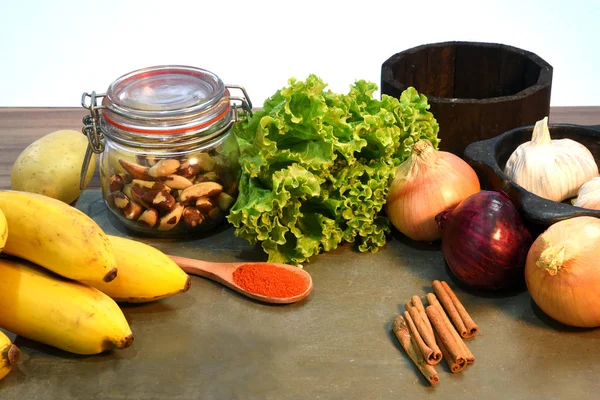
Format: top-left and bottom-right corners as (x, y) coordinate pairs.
(168, 255), (313, 304)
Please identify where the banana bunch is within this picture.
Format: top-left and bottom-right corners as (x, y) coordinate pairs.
(0, 191), (118, 282)
(83, 235), (191, 303)
(0, 207), (6, 253)
(0, 330), (19, 381)
(0, 209), (18, 382)
(0, 257), (133, 355)
(0, 190), (191, 365)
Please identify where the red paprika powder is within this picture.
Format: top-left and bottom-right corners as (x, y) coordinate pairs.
(232, 263), (308, 298)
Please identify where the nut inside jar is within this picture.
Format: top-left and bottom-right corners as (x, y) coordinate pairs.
(102, 147), (240, 235)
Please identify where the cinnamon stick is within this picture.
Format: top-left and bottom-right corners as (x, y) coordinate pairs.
(410, 295), (434, 336)
(435, 331), (467, 373)
(440, 280), (479, 338)
(405, 304), (442, 365)
(427, 293), (475, 364)
(425, 304), (467, 372)
(403, 310), (440, 366)
(392, 315), (439, 385)
(432, 280), (468, 338)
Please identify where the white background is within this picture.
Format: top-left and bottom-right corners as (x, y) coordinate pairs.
(0, 0), (599, 108)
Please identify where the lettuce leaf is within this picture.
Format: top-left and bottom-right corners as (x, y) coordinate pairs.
(228, 75), (439, 265)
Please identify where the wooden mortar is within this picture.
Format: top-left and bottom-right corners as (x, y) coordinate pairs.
(381, 41), (553, 157)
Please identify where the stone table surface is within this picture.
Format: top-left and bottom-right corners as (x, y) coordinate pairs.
(1, 189), (599, 400)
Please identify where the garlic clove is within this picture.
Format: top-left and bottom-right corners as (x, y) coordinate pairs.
(573, 177), (600, 210)
(504, 117), (599, 203)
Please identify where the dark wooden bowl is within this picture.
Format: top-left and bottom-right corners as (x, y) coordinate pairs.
(463, 124), (600, 236)
(381, 41), (553, 157)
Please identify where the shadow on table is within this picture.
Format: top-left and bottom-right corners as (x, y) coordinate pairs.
(518, 299), (599, 334)
(12, 335), (137, 363)
(389, 229), (441, 253)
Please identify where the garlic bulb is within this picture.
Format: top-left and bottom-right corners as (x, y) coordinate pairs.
(504, 117), (599, 202)
(573, 177), (600, 209)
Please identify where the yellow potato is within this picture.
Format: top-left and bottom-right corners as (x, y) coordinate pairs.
(10, 130), (96, 204)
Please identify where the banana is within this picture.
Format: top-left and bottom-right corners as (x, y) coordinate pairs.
(0, 208), (7, 253)
(81, 235), (191, 303)
(0, 190), (118, 282)
(0, 330), (19, 381)
(0, 257), (133, 355)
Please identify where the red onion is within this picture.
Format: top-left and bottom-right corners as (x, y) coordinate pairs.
(435, 191), (532, 291)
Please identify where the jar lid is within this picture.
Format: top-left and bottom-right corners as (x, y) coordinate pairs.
(101, 65), (231, 135)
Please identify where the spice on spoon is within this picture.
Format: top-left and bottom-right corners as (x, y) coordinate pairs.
(232, 263), (308, 298)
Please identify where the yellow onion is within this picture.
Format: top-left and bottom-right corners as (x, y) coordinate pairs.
(385, 140), (480, 242)
(525, 216), (600, 328)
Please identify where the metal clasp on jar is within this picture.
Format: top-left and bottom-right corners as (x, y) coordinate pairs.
(226, 84), (253, 119)
(80, 91), (106, 190)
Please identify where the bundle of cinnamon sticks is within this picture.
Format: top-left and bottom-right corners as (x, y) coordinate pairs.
(391, 280), (479, 385)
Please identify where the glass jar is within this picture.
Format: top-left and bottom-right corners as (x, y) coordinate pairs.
(80, 65), (252, 237)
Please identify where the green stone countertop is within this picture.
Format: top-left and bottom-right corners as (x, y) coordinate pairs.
(1, 189), (599, 399)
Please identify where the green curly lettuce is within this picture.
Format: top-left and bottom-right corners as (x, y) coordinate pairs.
(227, 75), (439, 265)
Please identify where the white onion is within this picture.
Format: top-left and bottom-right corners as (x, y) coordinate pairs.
(525, 216), (600, 328)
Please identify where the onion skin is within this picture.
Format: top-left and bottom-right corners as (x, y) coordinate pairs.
(525, 216), (600, 328)
(385, 140), (480, 242)
(436, 191), (532, 291)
